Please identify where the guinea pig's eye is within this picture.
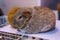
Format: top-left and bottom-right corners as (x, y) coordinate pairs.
(18, 16), (22, 19)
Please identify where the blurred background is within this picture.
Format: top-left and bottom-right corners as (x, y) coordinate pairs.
(41, 0), (60, 10)
(0, 0), (60, 20)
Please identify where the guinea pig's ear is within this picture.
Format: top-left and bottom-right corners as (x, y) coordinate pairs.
(21, 7), (32, 13)
(34, 6), (40, 10)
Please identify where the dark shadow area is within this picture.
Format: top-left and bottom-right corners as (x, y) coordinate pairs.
(0, 8), (4, 16)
